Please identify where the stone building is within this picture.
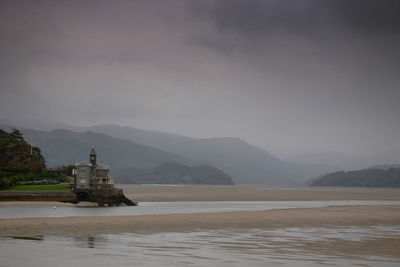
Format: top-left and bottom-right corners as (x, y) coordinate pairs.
(74, 147), (114, 190)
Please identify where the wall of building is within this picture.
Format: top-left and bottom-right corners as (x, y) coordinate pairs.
(76, 166), (90, 189)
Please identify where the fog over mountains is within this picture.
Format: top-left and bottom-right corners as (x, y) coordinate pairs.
(2, 122), (399, 185)
(67, 124), (341, 185)
(1, 124), (340, 185)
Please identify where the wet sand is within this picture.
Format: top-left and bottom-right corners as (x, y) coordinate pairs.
(1, 186), (400, 261)
(1, 186), (400, 207)
(122, 185), (400, 202)
(1, 205), (400, 237)
(1, 186), (400, 236)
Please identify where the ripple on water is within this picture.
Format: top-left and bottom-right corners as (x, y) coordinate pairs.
(1, 200), (400, 219)
(1, 226), (400, 266)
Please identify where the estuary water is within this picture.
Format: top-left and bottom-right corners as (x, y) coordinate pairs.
(1, 200), (400, 219)
(1, 226), (400, 267)
(1, 200), (400, 266)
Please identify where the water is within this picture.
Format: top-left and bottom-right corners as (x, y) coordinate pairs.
(1, 200), (400, 219)
(1, 226), (399, 266)
(1, 200), (399, 266)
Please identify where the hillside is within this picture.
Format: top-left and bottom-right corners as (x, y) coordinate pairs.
(1, 124), (335, 185)
(310, 167), (400, 187)
(0, 129), (46, 189)
(114, 162), (234, 185)
(0, 129), (46, 173)
(67, 124), (332, 185)
(0, 126), (237, 185)
(18, 129), (189, 170)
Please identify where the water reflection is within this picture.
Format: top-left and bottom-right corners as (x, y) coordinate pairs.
(1, 226), (399, 267)
(11, 235), (43, 241)
(73, 236), (108, 249)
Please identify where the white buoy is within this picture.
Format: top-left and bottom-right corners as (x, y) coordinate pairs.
(53, 205), (56, 209)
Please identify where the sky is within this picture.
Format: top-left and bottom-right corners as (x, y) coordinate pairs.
(1, 0), (400, 158)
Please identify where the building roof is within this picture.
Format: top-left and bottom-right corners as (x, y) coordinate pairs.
(97, 162), (109, 170)
(76, 160), (91, 167)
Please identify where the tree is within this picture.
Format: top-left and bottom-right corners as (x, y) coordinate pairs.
(10, 128), (23, 141)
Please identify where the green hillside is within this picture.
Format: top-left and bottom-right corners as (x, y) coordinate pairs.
(0, 129), (46, 189)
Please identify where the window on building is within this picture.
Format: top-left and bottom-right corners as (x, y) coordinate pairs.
(79, 179), (86, 184)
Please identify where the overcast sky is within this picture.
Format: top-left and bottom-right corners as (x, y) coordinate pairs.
(1, 0), (399, 157)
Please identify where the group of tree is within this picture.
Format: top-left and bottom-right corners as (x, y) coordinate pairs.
(0, 129), (69, 189)
(310, 167), (400, 187)
(114, 162), (234, 185)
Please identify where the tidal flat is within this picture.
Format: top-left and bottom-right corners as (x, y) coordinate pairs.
(1, 186), (400, 266)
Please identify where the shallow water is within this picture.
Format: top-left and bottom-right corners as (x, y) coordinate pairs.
(1, 200), (400, 219)
(1, 226), (399, 267)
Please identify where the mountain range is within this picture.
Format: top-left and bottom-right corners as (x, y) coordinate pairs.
(114, 162), (234, 185)
(26, 124), (341, 184)
(1, 123), (379, 185)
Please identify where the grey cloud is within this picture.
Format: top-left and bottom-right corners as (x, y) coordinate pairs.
(0, 0), (400, 159)
(190, 0), (400, 42)
(321, 0), (400, 33)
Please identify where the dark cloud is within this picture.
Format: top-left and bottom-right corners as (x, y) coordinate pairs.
(200, 0), (400, 33)
(192, 0), (316, 36)
(322, 0), (400, 33)
(188, 0), (400, 49)
(0, 0), (400, 158)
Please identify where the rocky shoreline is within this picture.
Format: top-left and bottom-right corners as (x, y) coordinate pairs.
(0, 189), (137, 206)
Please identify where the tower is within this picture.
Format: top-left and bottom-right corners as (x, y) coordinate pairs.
(90, 146), (97, 166)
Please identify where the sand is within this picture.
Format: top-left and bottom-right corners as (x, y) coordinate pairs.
(1, 205), (400, 237)
(1, 186), (400, 236)
(1, 186), (400, 260)
(122, 185), (400, 202)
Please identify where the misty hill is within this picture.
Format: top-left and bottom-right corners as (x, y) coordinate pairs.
(367, 164), (400, 170)
(310, 167), (400, 188)
(0, 126), (238, 185)
(66, 124), (335, 185)
(17, 128), (189, 170)
(114, 162), (234, 185)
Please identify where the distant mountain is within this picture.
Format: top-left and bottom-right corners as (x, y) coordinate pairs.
(0, 126), (240, 185)
(285, 152), (374, 170)
(114, 162), (234, 185)
(310, 167), (400, 187)
(367, 164), (400, 170)
(1, 124), (339, 185)
(66, 124), (334, 185)
(17, 128), (189, 170)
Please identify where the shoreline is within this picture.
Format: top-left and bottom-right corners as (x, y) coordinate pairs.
(1, 186), (400, 206)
